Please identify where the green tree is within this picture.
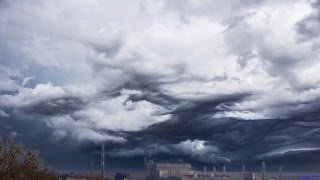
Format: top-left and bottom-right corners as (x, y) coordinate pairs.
(0, 136), (58, 180)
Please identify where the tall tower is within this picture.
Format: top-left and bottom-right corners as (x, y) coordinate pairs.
(144, 156), (148, 178)
(262, 161), (265, 180)
(242, 164), (246, 173)
(279, 166), (282, 180)
(213, 166), (216, 173)
(242, 164), (246, 180)
(223, 165), (226, 173)
(101, 144), (105, 180)
(204, 166), (207, 172)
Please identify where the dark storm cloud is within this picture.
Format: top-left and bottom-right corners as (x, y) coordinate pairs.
(0, 111), (109, 172)
(126, 90), (181, 109)
(296, 14), (320, 42)
(100, 94), (252, 160)
(106, 113), (320, 170)
(295, 0), (320, 44)
(83, 35), (124, 58)
(21, 96), (86, 116)
(4, 101), (320, 171)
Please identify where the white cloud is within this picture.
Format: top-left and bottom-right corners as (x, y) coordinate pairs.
(213, 111), (268, 120)
(21, 76), (35, 87)
(43, 90), (170, 142)
(0, 82), (66, 109)
(173, 140), (231, 163)
(71, 91), (170, 131)
(47, 115), (126, 143)
(0, 110), (9, 118)
(175, 139), (218, 155)
(260, 147), (320, 158)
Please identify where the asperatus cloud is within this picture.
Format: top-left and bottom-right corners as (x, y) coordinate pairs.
(0, 0), (320, 180)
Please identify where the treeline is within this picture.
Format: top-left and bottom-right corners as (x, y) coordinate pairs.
(0, 137), (58, 180)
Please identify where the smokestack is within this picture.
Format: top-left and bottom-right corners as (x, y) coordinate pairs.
(223, 165), (226, 173)
(204, 166), (207, 172)
(262, 161), (265, 180)
(242, 164), (246, 173)
(279, 166), (282, 180)
(213, 166), (216, 173)
(101, 144), (105, 180)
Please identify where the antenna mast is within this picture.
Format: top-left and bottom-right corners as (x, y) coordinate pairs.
(101, 144), (105, 180)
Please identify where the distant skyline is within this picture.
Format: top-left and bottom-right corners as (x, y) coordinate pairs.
(0, 0), (320, 172)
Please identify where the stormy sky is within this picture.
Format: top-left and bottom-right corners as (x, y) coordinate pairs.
(0, 0), (320, 172)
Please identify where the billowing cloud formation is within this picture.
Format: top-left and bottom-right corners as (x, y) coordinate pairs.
(0, 0), (320, 170)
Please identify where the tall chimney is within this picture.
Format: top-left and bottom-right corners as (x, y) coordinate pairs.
(223, 165), (226, 173)
(213, 166), (216, 173)
(262, 161), (265, 180)
(204, 166), (207, 172)
(101, 144), (105, 180)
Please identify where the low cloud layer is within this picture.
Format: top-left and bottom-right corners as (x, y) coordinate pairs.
(0, 0), (320, 171)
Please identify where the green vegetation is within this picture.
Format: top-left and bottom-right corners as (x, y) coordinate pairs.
(0, 137), (58, 180)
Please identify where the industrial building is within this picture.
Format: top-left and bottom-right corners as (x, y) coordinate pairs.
(148, 163), (193, 178)
(58, 173), (101, 180)
(145, 160), (230, 180)
(242, 173), (256, 180)
(115, 173), (131, 180)
(58, 174), (86, 180)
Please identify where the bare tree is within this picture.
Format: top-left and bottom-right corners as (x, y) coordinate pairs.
(0, 136), (57, 180)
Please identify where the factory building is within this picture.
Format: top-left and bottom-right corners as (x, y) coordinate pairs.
(145, 161), (230, 180)
(148, 163), (193, 178)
